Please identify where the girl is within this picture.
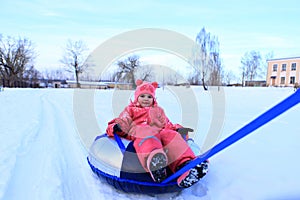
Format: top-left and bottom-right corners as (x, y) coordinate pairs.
(106, 79), (208, 188)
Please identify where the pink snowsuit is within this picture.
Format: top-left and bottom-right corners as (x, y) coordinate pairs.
(106, 99), (196, 173)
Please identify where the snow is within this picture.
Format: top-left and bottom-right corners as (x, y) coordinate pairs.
(0, 86), (300, 200)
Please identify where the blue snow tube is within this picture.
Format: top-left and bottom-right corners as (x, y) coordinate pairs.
(87, 134), (200, 195)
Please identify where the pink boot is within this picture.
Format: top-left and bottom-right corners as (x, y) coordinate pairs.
(177, 160), (209, 188)
(146, 149), (168, 183)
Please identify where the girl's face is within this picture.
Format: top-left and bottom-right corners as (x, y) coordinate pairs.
(138, 93), (154, 107)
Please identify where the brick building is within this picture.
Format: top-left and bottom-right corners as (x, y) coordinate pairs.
(266, 57), (300, 87)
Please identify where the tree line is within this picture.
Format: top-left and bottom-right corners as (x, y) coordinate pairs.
(0, 35), (37, 87)
(0, 28), (272, 89)
(104, 27), (273, 89)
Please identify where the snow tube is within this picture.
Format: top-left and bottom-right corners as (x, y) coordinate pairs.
(87, 133), (201, 195)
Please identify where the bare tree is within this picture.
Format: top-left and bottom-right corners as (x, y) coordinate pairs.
(0, 35), (36, 87)
(114, 55), (153, 88)
(24, 66), (42, 87)
(43, 68), (69, 80)
(208, 38), (223, 86)
(190, 28), (209, 89)
(135, 65), (154, 82)
(61, 40), (88, 88)
(187, 70), (201, 85)
(190, 27), (223, 90)
(240, 51), (262, 86)
(240, 64), (248, 87)
(224, 70), (237, 85)
(262, 51), (274, 79)
(165, 70), (178, 85)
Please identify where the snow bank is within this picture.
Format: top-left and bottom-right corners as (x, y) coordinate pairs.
(0, 87), (299, 200)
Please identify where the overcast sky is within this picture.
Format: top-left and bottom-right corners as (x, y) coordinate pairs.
(1, 0), (300, 78)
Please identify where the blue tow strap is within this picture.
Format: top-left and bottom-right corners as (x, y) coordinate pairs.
(114, 133), (126, 154)
(162, 89), (300, 184)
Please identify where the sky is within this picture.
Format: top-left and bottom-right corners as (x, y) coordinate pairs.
(1, 0), (300, 79)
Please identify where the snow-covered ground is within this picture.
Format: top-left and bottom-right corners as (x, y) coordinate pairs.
(0, 86), (299, 200)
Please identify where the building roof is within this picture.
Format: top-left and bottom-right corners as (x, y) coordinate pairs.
(267, 56), (300, 62)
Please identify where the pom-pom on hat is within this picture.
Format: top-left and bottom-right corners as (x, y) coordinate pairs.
(134, 79), (158, 101)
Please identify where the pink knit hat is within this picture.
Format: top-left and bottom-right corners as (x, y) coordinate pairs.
(134, 79), (158, 101)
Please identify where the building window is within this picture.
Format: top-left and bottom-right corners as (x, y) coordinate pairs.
(280, 77), (285, 84)
(281, 64), (286, 71)
(291, 63), (296, 71)
(290, 76), (295, 84)
(272, 64), (278, 71)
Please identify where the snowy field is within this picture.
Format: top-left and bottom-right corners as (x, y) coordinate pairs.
(0, 86), (299, 200)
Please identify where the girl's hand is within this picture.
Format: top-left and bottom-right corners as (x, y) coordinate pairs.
(177, 127), (194, 137)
